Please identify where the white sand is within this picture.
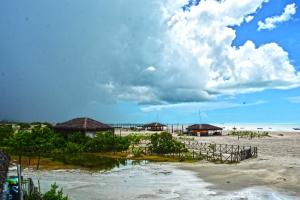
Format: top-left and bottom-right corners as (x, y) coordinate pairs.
(175, 132), (300, 198)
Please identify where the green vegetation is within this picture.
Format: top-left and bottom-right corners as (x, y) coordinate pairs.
(24, 183), (68, 200)
(4, 126), (130, 155)
(149, 132), (187, 154)
(84, 132), (130, 152)
(208, 143), (216, 151)
(0, 124), (191, 167)
(0, 124), (14, 146)
(131, 146), (144, 157)
(228, 130), (270, 138)
(126, 133), (150, 144)
(43, 183), (68, 200)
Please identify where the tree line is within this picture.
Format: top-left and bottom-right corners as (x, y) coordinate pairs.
(0, 124), (187, 167)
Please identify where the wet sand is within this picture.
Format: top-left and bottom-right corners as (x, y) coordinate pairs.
(22, 162), (296, 200)
(175, 132), (300, 198)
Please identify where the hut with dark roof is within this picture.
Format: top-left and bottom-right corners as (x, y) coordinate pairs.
(186, 124), (222, 136)
(142, 122), (166, 131)
(54, 117), (114, 137)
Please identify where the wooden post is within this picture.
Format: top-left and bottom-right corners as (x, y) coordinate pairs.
(17, 164), (23, 200)
(219, 144), (222, 162)
(237, 145), (240, 162)
(230, 145), (233, 162)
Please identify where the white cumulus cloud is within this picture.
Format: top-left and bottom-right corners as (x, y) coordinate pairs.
(93, 0), (300, 105)
(258, 3), (297, 30)
(245, 15), (254, 23)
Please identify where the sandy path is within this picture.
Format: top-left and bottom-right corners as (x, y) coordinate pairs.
(175, 132), (300, 198)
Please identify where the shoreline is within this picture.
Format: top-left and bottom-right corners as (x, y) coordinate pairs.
(172, 131), (300, 198)
(8, 131), (300, 199)
(20, 161), (298, 200)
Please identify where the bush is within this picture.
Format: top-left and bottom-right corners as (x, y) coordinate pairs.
(126, 133), (150, 144)
(0, 125), (14, 146)
(64, 142), (83, 153)
(42, 183), (68, 200)
(24, 183), (67, 200)
(67, 132), (89, 144)
(131, 146), (144, 157)
(149, 132), (186, 154)
(208, 144), (216, 151)
(84, 132), (130, 152)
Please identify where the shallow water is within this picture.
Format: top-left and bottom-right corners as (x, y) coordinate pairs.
(21, 161), (297, 200)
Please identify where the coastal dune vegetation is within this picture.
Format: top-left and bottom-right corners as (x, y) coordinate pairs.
(228, 130), (270, 139)
(0, 123), (189, 169)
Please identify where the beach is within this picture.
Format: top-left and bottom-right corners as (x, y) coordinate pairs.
(175, 131), (300, 197)
(17, 131), (300, 199)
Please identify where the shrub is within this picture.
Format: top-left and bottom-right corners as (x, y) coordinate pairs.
(67, 132), (88, 144)
(0, 125), (14, 146)
(24, 183), (67, 200)
(64, 142), (83, 153)
(84, 132), (130, 152)
(208, 144), (216, 151)
(42, 183), (68, 200)
(132, 146), (144, 157)
(149, 132), (186, 154)
(126, 133), (150, 144)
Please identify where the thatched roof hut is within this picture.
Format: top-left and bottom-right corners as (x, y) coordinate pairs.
(54, 117), (114, 137)
(142, 122), (166, 131)
(186, 124), (222, 136)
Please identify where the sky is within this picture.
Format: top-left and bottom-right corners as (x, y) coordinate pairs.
(0, 0), (300, 124)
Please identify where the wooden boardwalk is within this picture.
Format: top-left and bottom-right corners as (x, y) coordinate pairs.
(0, 150), (10, 197)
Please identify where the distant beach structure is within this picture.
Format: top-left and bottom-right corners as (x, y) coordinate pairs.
(186, 124), (223, 136)
(142, 122), (166, 131)
(54, 117), (114, 137)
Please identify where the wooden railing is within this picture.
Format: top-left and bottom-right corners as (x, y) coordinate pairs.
(131, 140), (257, 163)
(182, 141), (257, 163)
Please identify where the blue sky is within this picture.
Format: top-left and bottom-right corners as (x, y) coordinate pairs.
(0, 0), (299, 124)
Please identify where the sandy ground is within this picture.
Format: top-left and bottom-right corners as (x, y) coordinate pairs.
(173, 132), (300, 197)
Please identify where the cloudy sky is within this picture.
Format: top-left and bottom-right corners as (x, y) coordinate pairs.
(1, 0), (300, 124)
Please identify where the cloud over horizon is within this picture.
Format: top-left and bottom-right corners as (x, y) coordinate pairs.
(1, 0), (300, 122)
(97, 0), (300, 105)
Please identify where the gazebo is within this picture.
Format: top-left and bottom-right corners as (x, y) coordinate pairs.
(142, 122), (166, 131)
(54, 117), (114, 137)
(186, 124), (222, 136)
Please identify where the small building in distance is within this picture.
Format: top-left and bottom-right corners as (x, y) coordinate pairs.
(54, 117), (114, 137)
(142, 122), (166, 131)
(186, 124), (222, 136)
